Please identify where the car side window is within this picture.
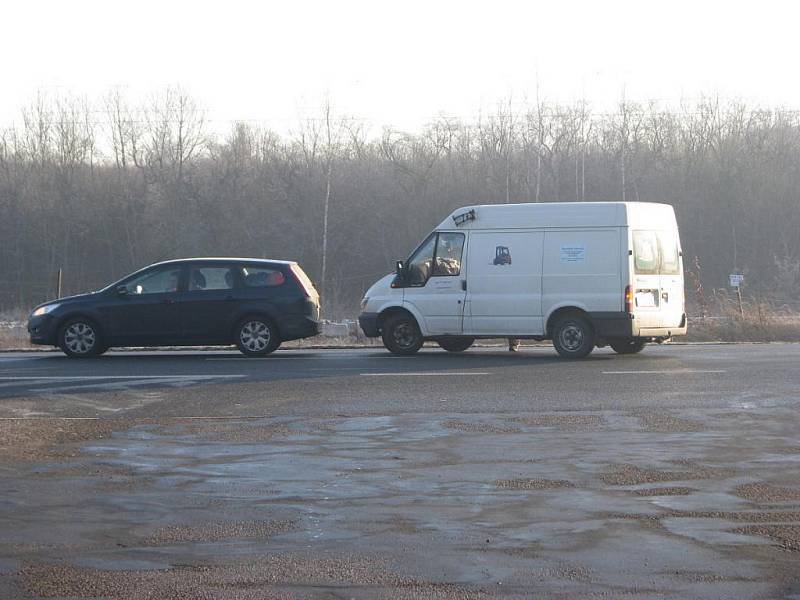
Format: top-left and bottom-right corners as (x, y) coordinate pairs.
(432, 233), (465, 277)
(241, 266), (286, 287)
(188, 266), (236, 291)
(124, 267), (182, 295)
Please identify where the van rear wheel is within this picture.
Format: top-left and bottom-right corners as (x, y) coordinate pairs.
(552, 315), (595, 359)
(438, 337), (475, 353)
(382, 314), (423, 355)
(610, 339), (647, 355)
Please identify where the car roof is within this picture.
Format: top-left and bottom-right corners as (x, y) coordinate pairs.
(151, 257), (297, 268)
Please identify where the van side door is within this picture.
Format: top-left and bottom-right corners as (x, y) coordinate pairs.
(463, 231), (544, 335)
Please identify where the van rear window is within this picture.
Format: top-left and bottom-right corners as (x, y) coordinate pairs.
(633, 230), (681, 275)
(633, 231), (659, 274)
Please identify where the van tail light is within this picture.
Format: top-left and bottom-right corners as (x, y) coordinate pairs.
(288, 265), (314, 298)
(624, 285), (633, 313)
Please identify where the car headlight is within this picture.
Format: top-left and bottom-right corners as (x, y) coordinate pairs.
(360, 296), (369, 311)
(32, 303), (60, 317)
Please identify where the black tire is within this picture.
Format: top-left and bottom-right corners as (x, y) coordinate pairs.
(235, 317), (281, 357)
(552, 314), (595, 359)
(610, 339), (647, 355)
(58, 318), (103, 358)
(382, 313), (424, 355)
(438, 337), (475, 352)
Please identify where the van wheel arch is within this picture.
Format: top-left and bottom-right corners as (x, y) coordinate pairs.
(546, 307), (593, 338)
(377, 307), (419, 334)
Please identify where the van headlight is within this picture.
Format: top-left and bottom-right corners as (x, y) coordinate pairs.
(360, 296), (369, 311)
(32, 304), (60, 317)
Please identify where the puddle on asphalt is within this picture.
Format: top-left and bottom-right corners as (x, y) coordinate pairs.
(3, 409), (800, 595)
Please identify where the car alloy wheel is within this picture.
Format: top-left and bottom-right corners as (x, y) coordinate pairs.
(240, 320), (271, 353)
(63, 322), (97, 355)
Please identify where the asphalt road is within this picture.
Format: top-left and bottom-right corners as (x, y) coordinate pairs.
(1, 344), (800, 598)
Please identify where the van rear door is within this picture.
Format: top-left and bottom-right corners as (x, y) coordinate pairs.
(631, 230), (662, 328)
(656, 230), (684, 328)
(631, 230), (684, 329)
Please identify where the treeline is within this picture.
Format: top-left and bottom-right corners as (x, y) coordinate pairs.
(1, 90), (799, 315)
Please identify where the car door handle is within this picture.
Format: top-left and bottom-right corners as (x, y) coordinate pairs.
(163, 298), (175, 305)
(225, 295), (235, 301)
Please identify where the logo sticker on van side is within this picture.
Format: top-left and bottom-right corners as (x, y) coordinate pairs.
(493, 245), (512, 266)
(560, 245), (586, 263)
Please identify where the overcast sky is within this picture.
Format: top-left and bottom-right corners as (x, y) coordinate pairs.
(4, 0), (799, 134)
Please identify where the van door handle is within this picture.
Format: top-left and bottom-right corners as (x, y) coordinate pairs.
(662, 292), (669, 301)
(461, 280), (467, 291)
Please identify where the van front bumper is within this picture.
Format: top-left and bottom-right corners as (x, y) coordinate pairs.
(358, 312), (380, 337)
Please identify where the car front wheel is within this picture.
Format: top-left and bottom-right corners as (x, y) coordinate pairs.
(58, 318), (102, 358)
(235, 317), (281, 357)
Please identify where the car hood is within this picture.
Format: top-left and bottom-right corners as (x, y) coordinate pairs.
(32, 291), (100, 312)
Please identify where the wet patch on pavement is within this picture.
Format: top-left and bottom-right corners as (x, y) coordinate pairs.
(495, 478), (574, 490)
(3, 408), (800, 598)
(440, 419), (521, 434)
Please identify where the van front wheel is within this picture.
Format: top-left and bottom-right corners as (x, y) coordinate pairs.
(382, 314), (423, 355)
(552, 315), (595, 359)
(610, 339), (647, 355)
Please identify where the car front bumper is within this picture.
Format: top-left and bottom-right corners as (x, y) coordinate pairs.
(27, 314), (59, 345)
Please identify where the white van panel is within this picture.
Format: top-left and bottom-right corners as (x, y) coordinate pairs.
(464, 231), (544, 335)
(542, 229), (622, 319)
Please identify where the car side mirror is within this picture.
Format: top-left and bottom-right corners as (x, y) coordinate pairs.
(115, 285), (128, 297)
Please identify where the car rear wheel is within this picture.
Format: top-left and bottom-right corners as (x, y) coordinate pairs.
(382, 313), (423, 355)
(235, 317), (281, 357)
(610, 339), (647, 354)
(552, 315), (595, 359)
(438, 337), (475, 352)
(58, 318), (102, 358)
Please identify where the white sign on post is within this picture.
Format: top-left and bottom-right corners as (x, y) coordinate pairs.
(729, 274), (744, 287)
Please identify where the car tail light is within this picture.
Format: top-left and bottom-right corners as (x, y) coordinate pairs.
(624, 285), (633, 313)
(289, 265), (315, 298)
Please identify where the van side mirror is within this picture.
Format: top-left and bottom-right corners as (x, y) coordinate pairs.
(395, 260), (405, 275)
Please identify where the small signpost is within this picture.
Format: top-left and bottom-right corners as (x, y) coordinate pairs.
(729, 273), (744, 317)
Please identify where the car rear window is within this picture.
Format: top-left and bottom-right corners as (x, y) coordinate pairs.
(241, 266), (286, 287)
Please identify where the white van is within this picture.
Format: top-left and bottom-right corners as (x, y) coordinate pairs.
(358, 202), (686, 358)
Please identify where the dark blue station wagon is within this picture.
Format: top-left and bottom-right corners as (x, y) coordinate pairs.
(27, 258), (320, 357)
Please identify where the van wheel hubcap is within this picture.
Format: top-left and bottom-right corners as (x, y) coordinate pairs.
(559, 324), (584, 351)
(393, 322), (417, 349)
(241, 321), (270, 352)
(64, 323), (96, 354)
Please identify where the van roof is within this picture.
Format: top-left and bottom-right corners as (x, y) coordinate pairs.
(437, 201), (677, 230)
